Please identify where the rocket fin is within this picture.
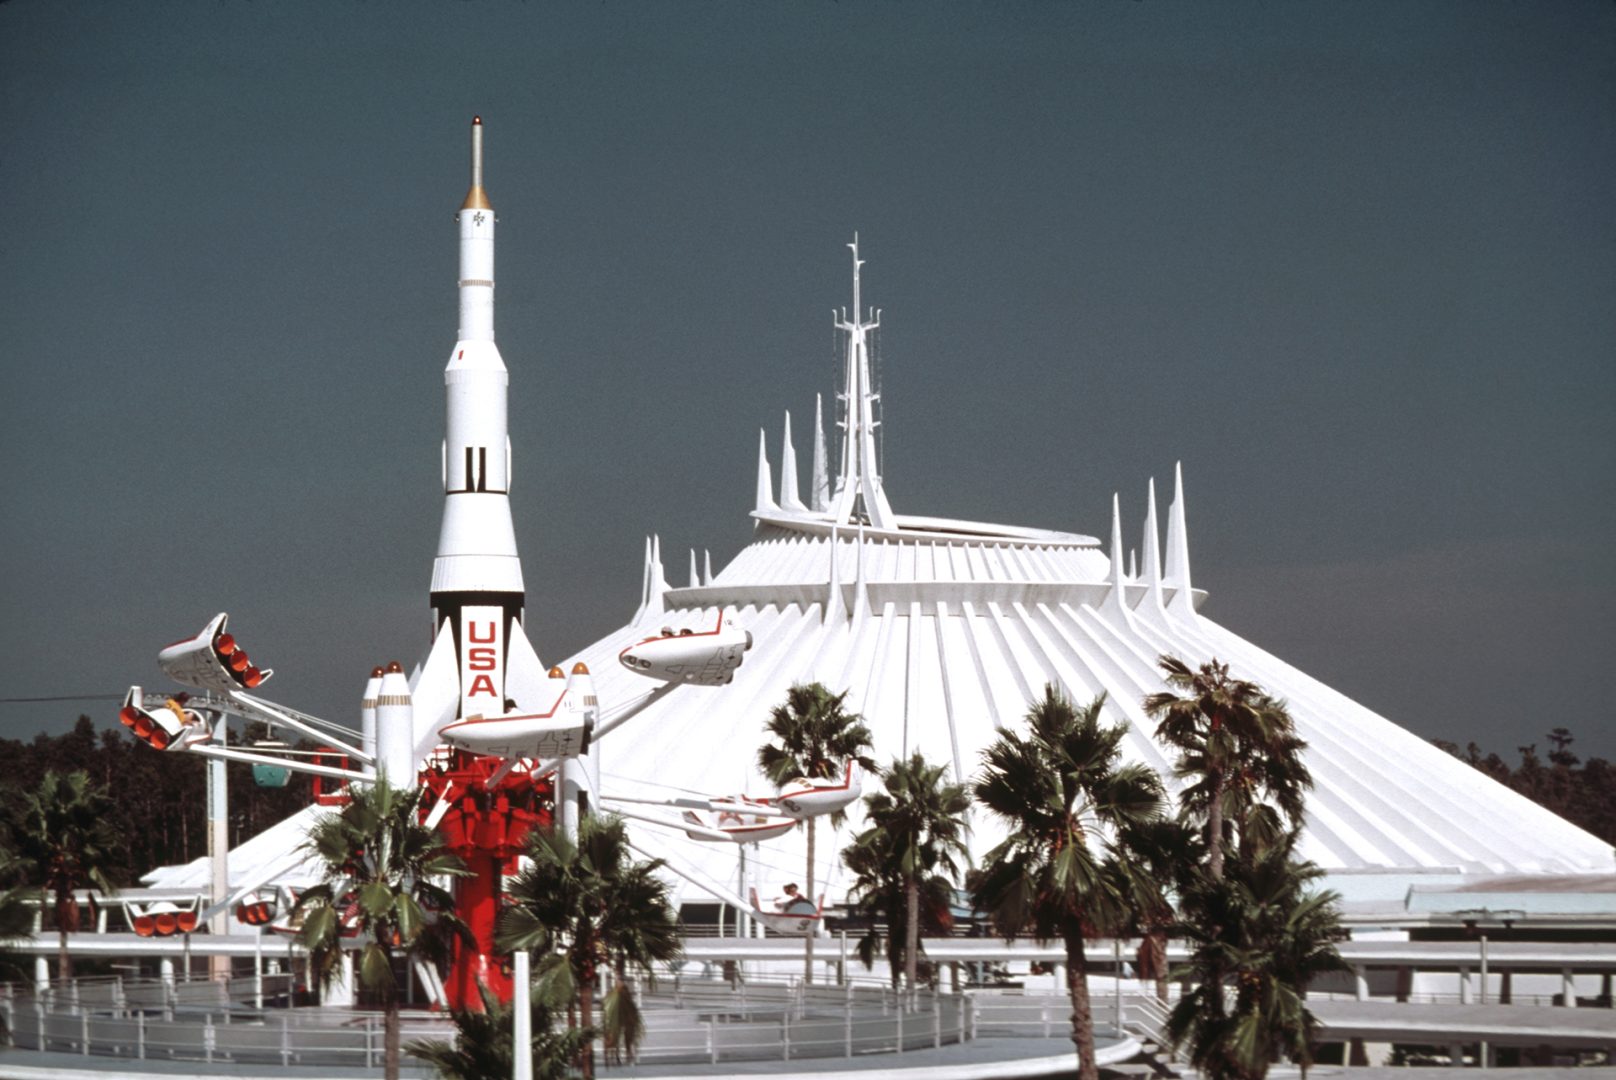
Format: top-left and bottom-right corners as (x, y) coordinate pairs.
(410, 622), (462, 763)
(504, 617), (558, 713)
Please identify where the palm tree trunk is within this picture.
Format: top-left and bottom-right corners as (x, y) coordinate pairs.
(804, 817), (816, 985)
(1208, 770), (1227, 881)
(1150, 928), (1169, 1004)
(612, 959), (629, 1065)
(904, 875), (919, 990)
(383, 998), (400, 1080)
(1065, 928), (1099, 1080)
(579, 948), (596, 1080)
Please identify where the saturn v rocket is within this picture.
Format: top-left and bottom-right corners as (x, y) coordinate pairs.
(407, 117), (554, 762)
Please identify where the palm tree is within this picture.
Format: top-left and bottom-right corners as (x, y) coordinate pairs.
(294, 780), (471, 1080)
(9, 770), (120, 982)
(1144, 657), (1309, 881)
(845, 752), (970, 989)
(970, 686), (1166, 1080)
(497, 813), (682, 1079)
(756, 682), (877, 983)
(1117, 815), (1200, 1003)
(843, 830), (958, 988)
(1166, 830), (1346, 1080)
(1145, 659), (1338, 1080)
(0, 849), (36, 1032)
(408, 983), (588, 1080)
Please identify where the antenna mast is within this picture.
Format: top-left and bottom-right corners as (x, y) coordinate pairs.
(827, 234), (895, 530)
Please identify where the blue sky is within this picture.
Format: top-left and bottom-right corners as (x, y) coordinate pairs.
(2, 2), (1612, 759)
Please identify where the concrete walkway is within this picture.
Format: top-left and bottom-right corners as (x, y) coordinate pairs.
(1311, 1000), (1616, 1050)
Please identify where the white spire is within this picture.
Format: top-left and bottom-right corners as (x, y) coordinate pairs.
(851, 523), (870, 622)
(632, 536), (653, 623)
(1128, 548), (1138, 581)
(689, 548), (700, 588)
(810, 393), (830, 512)
(1164, 462), (1196, 616)
(1101, 493), (1129, 618)
(644, 534), (667, 620)
(824, 526), (845, 623)
(755, 428), (776, 513)
(826, 234), (896, 531)
(1143, 477), (1165, 605)
(703, 549), (713, 586)
(780, 411), (807, 511)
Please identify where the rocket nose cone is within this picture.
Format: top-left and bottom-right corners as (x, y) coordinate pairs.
(378, 667), (412, 698)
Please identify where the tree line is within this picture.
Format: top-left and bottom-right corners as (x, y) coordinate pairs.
(1431, 729), (1616, 845)
(0, 715), (315, 887)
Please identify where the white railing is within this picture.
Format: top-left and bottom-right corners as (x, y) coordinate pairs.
(1304, 990), (1595, 1007)
(606, 981), (973, 1065)
(0, 975), (971, 1069)
(0, 976), (449, 1069)
(1124, 991), (1173, 1044)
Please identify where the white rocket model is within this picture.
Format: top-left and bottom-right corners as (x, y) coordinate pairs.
(409, 117), (555, 766)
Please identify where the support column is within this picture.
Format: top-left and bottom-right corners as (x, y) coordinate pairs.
(1459, 967), (1472, 1004)
(512, 949), (532, 1080)
(207, 718), (231, 981)
(1562, 967), (1577, 1008)
(1113, 939), (1124, 1034)
(1354, 965), (1368, 1001)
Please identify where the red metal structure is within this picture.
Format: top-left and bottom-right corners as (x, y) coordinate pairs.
(419, 750), (553, 1009)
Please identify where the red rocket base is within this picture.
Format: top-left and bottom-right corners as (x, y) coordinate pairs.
(420, 750), (554, 1011)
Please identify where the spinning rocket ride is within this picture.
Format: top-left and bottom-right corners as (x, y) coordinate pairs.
(122, 119), (784, 1012)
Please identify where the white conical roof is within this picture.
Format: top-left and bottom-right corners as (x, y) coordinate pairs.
(571, 507), (1610, 907)
(565, 251), (1611, 911)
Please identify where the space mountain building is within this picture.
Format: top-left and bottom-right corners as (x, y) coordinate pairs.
(565, 239), (1612, 913)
